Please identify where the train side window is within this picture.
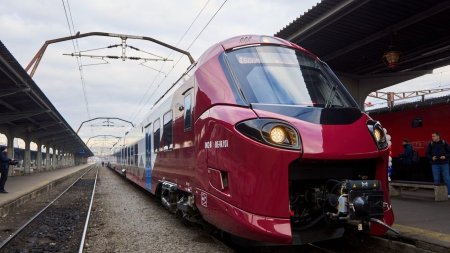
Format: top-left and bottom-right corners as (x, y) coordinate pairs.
(127, 146), (131, 165)
(123, 148), (126, 164)
(144, 124), (152, 168)
(134, 144), (139, 167)
(184, 94), (192, 131)
(130, 146), (134, 165)
(163, 110), (173, 150)
(153, 119), (160, 153)
(412, 117), (423, 128)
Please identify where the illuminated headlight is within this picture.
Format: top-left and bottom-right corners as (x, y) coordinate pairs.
(373, 128), (383, 142)
(263, 123), (299, 147)
(269, 127), (286, 144)
(367, 120), (388, 150)
(236, 119), (302, 150)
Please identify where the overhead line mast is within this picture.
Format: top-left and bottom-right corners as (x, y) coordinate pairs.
(368, 87), (450, 108)
(26, 32), (196, 78)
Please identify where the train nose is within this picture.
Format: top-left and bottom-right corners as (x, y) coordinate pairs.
(289, 116), (380, 160)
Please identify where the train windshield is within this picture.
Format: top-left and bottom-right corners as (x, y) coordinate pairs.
(225, 46), (357, 108)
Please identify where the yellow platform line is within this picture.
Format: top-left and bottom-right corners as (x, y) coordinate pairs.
(394, 224), (450, 243)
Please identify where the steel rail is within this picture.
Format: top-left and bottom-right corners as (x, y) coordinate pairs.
(78, 165), (99, 253)
(0, 165), (96, 249)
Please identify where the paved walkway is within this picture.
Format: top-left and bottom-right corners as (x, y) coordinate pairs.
(0, 164), (91, 207)
(391, 189), (450, 249)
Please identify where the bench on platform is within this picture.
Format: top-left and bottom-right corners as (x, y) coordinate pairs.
(389, 180), (448, 201)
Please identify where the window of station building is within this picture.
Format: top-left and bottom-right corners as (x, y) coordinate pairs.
(163, 110), (173, 150)
(412, 117), (423, 128)
(184, 94), (192, 131)
(153, 119), (160, 153)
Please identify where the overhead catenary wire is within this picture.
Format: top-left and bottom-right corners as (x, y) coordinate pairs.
(129, 0), (213, 123)
(70, 44), (169, 61)
(185, 0), (228, 52)
(63, 53), (172, 62)
(144, 0), (229, 109)
(131, 0), (228, 123)
(61, 0), (91, 120)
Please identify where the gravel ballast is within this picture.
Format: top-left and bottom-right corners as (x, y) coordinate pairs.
(84, 167), (233, 253)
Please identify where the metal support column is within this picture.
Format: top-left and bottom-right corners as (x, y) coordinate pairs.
(51, 147), (56, 170)
(24, 135), (31, 174)
(45, 144), (50, 170)
(6, 129), (14, 176)
(36, 142), (42, 171)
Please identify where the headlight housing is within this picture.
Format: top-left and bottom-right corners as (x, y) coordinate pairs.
(236, 119), (302, 150)
(367, 120), (388, 150)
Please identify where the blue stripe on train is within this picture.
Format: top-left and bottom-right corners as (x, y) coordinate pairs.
(145, 166), (152, 190)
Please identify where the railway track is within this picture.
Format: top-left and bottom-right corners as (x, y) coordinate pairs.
(0, 165), (99, 252)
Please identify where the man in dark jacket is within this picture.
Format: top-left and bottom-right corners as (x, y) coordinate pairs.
(426, 132), (450, 198)
(0, 145), (12, 193)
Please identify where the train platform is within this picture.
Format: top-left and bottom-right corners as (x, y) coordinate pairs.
(390, 189), (450, 251)
(0, 164), (92, 217)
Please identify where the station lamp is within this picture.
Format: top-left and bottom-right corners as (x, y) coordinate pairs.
(383, 35), (401, 70)
(383, 49), (401, 69)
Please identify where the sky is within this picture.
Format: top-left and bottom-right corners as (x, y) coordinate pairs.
(0, 0), (320, 154)
(1, 0), (449, 154)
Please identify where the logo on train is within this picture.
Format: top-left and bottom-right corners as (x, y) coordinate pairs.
(204, 140), (229, 149)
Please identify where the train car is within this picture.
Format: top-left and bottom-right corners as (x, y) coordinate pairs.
(369, 95), (450, 181)
(109, 35), (394, 245)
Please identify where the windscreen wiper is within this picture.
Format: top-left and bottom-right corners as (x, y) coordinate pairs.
(324, 85), (338, 108)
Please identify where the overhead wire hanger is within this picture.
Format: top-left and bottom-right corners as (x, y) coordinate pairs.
(139, 62), (168, 76)
(63, 38), (173, 63)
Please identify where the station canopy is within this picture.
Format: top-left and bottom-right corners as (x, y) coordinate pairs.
(275, 0), (450, 75)
(0, 40), (92, 156)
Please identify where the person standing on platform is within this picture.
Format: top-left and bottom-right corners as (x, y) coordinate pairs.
(399, 139), (414, 180)
(426, 132), (450, 198)
(0, 145), (16, 193)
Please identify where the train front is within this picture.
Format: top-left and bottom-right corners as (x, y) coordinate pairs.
(194, 35), (394, 245)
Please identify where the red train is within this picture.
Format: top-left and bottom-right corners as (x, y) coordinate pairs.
(109, 35), (394, 244)
(369, 96), (450, 181)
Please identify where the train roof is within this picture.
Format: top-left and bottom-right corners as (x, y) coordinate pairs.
(368, 94), (450, 115)
(196, 35), (317, 67)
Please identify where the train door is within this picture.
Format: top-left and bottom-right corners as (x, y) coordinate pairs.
(144, 123), (152, 190)
(183, 92), (195, 173)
